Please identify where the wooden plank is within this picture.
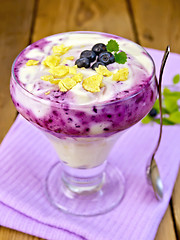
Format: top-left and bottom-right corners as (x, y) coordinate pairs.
(155, 206), (176, 240)
(0, 0), (36, 142)
(0, 0), (37, 239)
(32, 0), (134, 42)
(130, 0), (180, 53)
(131, 1), (178, 239)
(172, 169), (180, 238)
(0, 227), (42, 240)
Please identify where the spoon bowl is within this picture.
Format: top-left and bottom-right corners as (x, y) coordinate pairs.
(146, 158), (163, 200)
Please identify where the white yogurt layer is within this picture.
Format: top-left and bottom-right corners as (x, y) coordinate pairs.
(45, 132), (123, 168)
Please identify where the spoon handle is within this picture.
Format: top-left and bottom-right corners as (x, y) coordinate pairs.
(152, 46), (170, 159)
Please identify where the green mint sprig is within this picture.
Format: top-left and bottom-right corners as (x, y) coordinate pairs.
(142, 74), (180, 125)
(106, 39), (119, 52)
(114, 52), (127, 64)
(106, 39), (127, 64)
(173, 74), (180, 84)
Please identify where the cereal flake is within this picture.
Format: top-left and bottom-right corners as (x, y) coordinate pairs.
(58, 77), (77, 92)
(68, 65), (77, 75)
(26, 60), (39, 66)
(53, 44), (72, 55)
(49, 66), (69, 78)
(58, 81), (68, 92)
(45, 91), (51, 95)
(62, 56), (74, 64)
(113, 68), (129, 81)
(42, 55), (61, 68)
(41, 75), (60, 84)
(72, 73), (83, 83)
(82, 75), (103, 93)
(95, 65), (112, 77)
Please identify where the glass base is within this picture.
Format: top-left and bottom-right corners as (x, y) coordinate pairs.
(45, 162), (125, 216)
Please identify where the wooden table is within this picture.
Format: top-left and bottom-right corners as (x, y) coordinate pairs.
(0, 0), (179, 239)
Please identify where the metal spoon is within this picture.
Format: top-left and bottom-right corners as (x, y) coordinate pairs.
(146, 45), (170, 200)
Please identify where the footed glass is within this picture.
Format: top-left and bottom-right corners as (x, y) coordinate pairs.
(10, 31), (157, 216)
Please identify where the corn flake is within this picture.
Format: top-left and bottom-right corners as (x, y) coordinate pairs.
(45, 91), (51, 95)
(82, 74), (103, 93)
(49, 65), (69, 78)
(65, 56), (74, 60)
(61, 78), (77, 90)
(72, 73), (83, 83)
(26, 60), (39, 66)
(53, 44), (72, 55)
(113, 68), (129, 81)
(62, 56), (74, 64)
(95, 65), (112, 77)
(42, 55), (61, 68)
(100, 82), (105, 88)
(41, 75), (60, 84)
(68, 65), (77, 75)
(58, 81), (68, 92)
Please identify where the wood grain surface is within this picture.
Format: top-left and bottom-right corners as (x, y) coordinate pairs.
(0, 0), (35, 142)
(32, 0), (134, 42)
(131, 0), (180, 53)
(172, 170), (180, 239)
(0, 226), (42, 240)
(0, 0), (179, 239)
(155, 206), (176, 240)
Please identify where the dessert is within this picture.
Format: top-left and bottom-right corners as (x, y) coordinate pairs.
(10, 31), (157, 215)
(10, 31), (157, 168)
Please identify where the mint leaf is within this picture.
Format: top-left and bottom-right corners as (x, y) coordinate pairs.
(173, 74), (180, 84)
(106, 39), (127, 64)
(162, 107), (170, 114)
(153, 99), (160, 113)
(106, 40), (119, 52)
(142, 85), (180, 126)
(163, 87), (180, 99)
(163, 87), (171, 96)
(150, 99), (168, 114)
(168, 111), (180, 124)
(169, 91), (180, 98)
(114, 52), (127, 64)
(154, 118), (175, 125)
(141, 115), (152, 124)
(163, 97), (178, 113)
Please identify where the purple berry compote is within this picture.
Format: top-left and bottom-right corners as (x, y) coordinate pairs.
(10, 31), (157, 168)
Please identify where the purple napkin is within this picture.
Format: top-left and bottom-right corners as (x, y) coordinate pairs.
(0, 49), (180, 240)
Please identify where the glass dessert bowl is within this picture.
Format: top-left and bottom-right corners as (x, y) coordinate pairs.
(10, 31), (157, 216)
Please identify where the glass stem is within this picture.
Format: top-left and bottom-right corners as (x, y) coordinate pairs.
(61, 161), (107, 194)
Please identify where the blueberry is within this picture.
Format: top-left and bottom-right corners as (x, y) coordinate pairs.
(109, 53), (115, 63)
(98, 52), (115, 65)
(75, 57), (90, 68)
(149, 108), (158, 117)
(92, 43), (106, 55)
(80, 50), (96, 62)
(91, 61), (106, 70)
(93, 106), (97, 113)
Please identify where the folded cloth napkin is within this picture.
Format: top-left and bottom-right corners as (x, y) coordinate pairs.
(0, 49), (180, 240)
